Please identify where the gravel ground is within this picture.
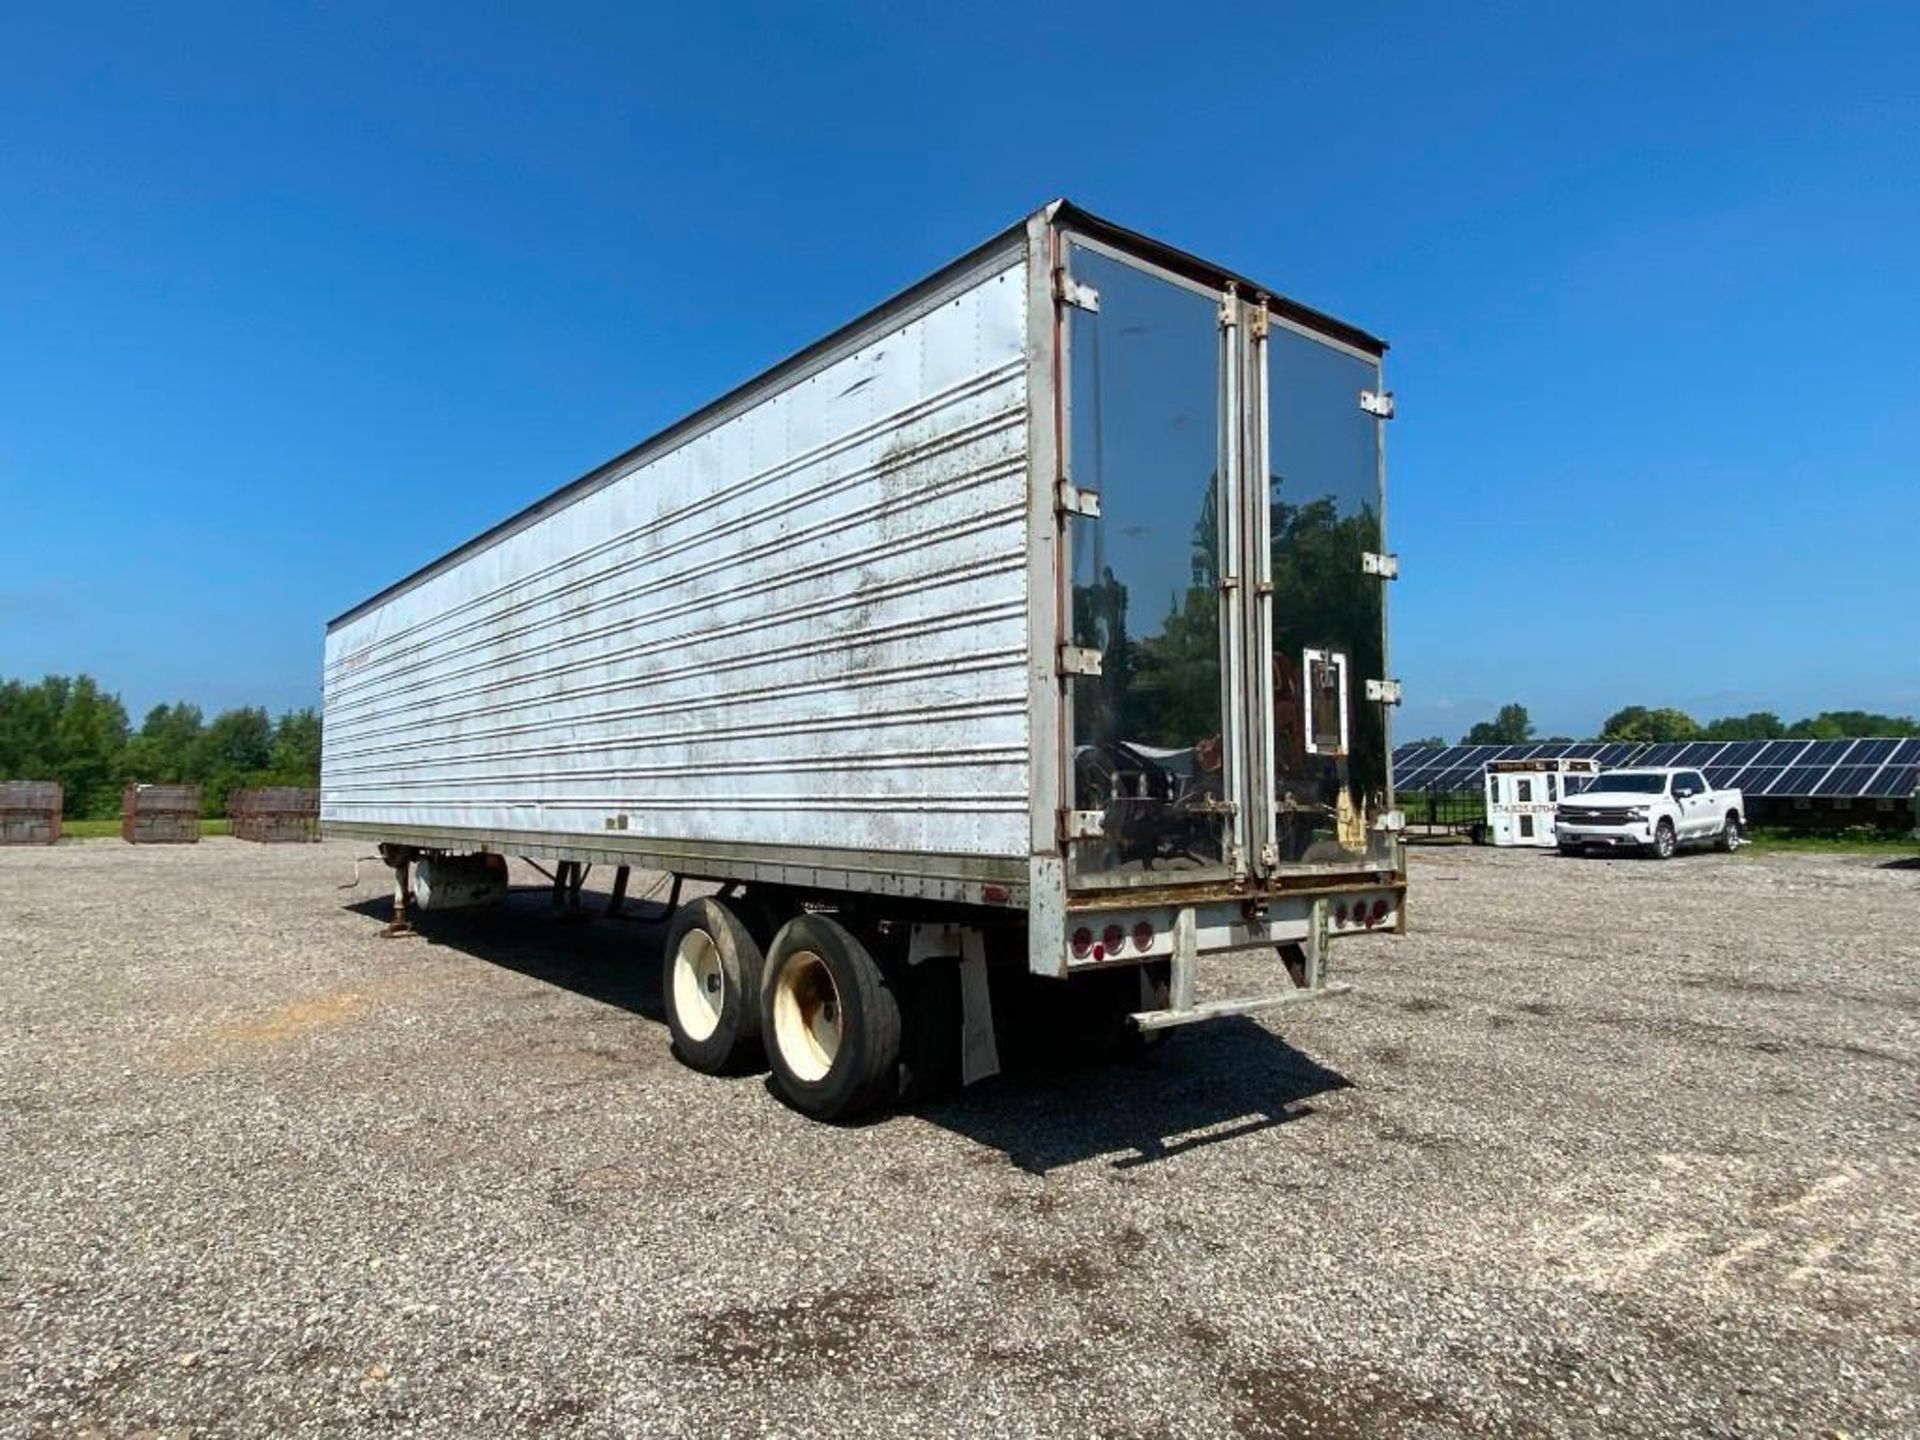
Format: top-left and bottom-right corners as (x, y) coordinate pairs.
(1, 838), (1915, 1438)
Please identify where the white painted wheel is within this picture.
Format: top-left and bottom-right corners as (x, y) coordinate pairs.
(760, 916), (901, 1121)
(660, 897), (767, 1074)
(671, 928), (726, 1044)
(772, 949), (843, 1083)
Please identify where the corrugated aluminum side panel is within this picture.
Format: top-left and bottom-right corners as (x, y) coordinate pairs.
(322, 261), (1032, 862)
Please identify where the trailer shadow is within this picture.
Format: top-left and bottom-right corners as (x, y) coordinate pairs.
(342, 885), (667, 1022)
(916, 1020), (1350, 1175)
(342, 888), (1349, 1171)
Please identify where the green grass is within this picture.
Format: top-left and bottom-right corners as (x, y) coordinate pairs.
(1742, 824), (1916, 855)
(60, 818), (231, 840)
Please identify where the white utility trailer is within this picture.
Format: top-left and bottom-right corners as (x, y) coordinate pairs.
(322, 200), (1403, 1119)
(1485, 757), (1600, 847)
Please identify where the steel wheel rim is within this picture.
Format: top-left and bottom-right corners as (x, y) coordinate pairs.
(773, 950), (842, 1083)
(672, 929), (726, 1043)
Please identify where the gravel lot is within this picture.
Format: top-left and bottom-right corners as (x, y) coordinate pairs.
(2, 838), (1915, 1438)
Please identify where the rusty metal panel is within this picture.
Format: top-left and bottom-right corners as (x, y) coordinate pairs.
(122, 784), (201, 844)
(323, 257), (1032, 876)
(0, 780), (61, 845)
(229, 787), (321, 843)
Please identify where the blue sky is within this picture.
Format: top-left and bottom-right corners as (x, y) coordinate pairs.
(2, 2), (1915, 740)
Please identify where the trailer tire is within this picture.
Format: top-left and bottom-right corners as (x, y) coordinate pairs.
(662, 898), (766, 1075)
(762, 915), (902, 1122)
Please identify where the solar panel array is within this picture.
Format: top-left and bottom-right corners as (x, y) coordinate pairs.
(1393, 738), (1920, 800)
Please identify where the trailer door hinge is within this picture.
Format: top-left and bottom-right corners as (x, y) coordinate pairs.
(1249, 307), (1269, 340)
(1218, 299), (1238, 330)
(1362, 551), (1400, 579)
(1058, 645), (1103, 677)
(1055, 480), (1101, 518)
(1366, 678), (1403, 705)
(1059, 809), (1106, 841)
(1053, 268), (1100, 312)
(1360, 389), (1395, 418)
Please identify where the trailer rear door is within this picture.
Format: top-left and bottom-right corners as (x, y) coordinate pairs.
(1061, 240), (1245, 884)
(1246, 311), (1397, 875)
(1057, 232), (1395, 890)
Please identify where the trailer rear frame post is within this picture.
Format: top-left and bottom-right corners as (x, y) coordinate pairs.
(1169, 906), (1198, 1013)
(606, 865), (631, 918)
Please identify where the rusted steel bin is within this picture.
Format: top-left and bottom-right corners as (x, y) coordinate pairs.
(229, 786), (320, 843)
(121, 783), (201, 844)
(0, 780), (62, 845)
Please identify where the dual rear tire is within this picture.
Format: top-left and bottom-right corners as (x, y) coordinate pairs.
(760, 915), (903, 1122)
(661, 898), (767, 1075)
(659, 901), (904, 1122)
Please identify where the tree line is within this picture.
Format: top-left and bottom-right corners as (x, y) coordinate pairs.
(1404, 702), (1920, 749)
(0, 674), (321, 820)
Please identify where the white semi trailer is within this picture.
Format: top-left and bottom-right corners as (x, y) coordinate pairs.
(322, 200), (1405, 1120)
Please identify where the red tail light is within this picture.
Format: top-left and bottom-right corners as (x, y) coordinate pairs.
(1071, 926), (1093, 959)
(1102, 924), (1126, 954)
(1334, 902), (1350, 927)
(1132, 921), (1155, 952)
(1371, 899), (1390, 925)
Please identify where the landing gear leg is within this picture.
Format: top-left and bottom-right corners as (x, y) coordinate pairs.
(379, 844), (417, 939)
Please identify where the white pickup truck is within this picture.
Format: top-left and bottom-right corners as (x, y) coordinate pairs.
(1553, 767), (1745, 859)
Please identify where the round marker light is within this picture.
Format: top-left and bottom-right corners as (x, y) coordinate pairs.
(1371, 899), (1390, 925)
(1132, 921), (1155, 953)
(1071, 926), (1093, 959)
(1103, 924), (1126, 954)
(1334, 902), (1349, 927)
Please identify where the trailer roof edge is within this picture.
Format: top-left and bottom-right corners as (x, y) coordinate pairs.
(1049, 201), (1389, 359)
(327, 199), (1386, 632)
